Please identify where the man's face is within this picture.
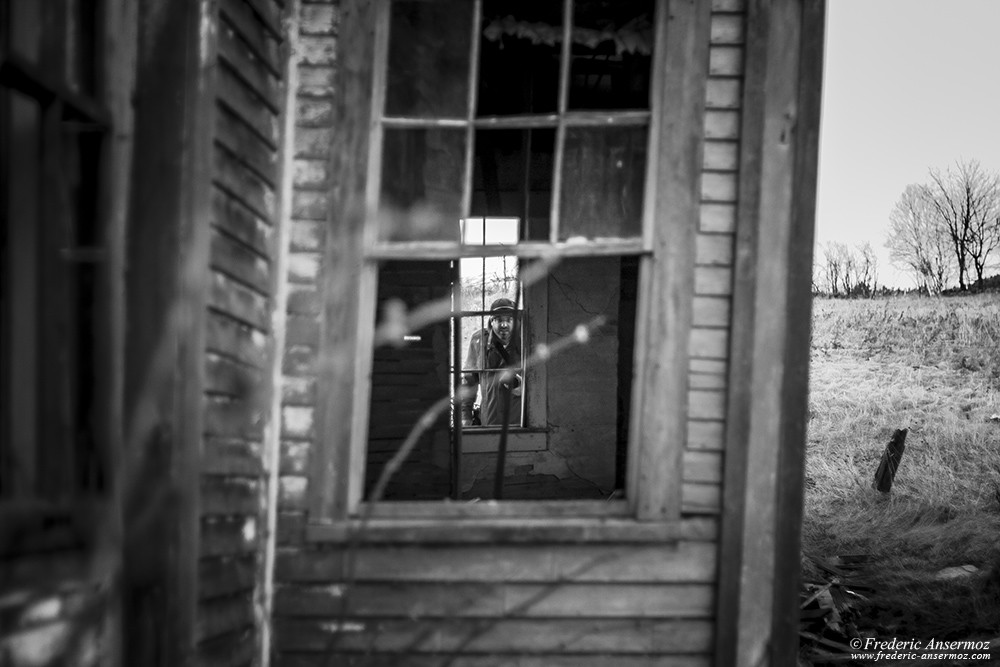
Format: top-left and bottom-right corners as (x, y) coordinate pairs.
(490, 313), (515, 344)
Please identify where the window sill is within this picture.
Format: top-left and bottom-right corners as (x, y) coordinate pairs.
(460, 428), (547, 453)
(305, 516), (685, 544)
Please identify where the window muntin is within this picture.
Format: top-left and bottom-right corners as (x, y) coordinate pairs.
(354, 0), (661, 507)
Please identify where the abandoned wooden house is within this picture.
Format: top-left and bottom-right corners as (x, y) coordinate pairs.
(1, 0), (824, 664)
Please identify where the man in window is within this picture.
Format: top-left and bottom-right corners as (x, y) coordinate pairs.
(461, 298), (523, 427)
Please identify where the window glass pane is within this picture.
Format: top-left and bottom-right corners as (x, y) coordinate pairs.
(478, 0), (563, 116)
(471, 129), (554, 241)
(386, 0), (473, 118)
(365, 257), (639, 501)
(461, 256), (638, 499)
(367, 261), (456, 501)
(458, 312), (524, 429)
(560, 125), (647, 240)
(379, 128), (466, 242)
(569, 0), (655, 110)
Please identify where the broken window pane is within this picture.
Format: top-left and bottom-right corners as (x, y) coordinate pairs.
(458, 313), (524, 429)
(365, 256), (638, 501)
(386, 0), (473, 118)
(379, 128), (466, 242)
(366, 261), (455, 501)
(477, 0), (563, 116)
(569, 0), (655, 110)
(471, 129), (554, 241)
(560, 125), (647, 240)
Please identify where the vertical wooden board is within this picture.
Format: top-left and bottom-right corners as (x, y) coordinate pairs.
(631, 0), (712, 523)
(311, 0), (379, 521)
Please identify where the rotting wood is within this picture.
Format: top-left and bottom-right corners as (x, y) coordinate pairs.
(873, 428), (908, 493)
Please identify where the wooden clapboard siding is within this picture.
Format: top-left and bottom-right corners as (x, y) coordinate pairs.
(196, 0), (292, 664)
(280, 656), (710, 667)
(268, 0), (757, 665)
(272, 540), (718, 662)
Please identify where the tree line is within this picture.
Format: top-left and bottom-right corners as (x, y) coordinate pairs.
(886, 158), (1000, 294)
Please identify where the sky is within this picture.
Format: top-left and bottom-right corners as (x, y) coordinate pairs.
(815, 0), (1000, 288)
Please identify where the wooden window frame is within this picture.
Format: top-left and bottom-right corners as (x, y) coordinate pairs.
(0, 0), (113, 504)
(308, 0), (710, 542)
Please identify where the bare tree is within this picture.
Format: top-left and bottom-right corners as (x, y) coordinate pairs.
(856, 242), (879, 296)
(926, 159), (1000, 290)
(886, 183), (953, 294)
(816, 242), (877, 297)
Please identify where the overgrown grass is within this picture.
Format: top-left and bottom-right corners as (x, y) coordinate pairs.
(804, 294), (1000, 649)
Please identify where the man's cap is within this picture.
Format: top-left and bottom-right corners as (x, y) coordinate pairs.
(489, 297), (516, 313)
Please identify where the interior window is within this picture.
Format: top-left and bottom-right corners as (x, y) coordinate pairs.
(362, 0), (653, 503)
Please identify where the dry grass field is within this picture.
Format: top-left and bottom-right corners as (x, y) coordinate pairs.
(803, 294), (1000, 657)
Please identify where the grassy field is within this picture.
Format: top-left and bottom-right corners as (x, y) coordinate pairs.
(803, 294), (1000, 655)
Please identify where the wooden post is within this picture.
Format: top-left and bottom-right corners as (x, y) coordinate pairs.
(873, 428), (908, 493)
(716, 0), (826, 665)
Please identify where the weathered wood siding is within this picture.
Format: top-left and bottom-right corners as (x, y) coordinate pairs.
(271, 0), (746, 664)
(199, 0), (291, 663)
